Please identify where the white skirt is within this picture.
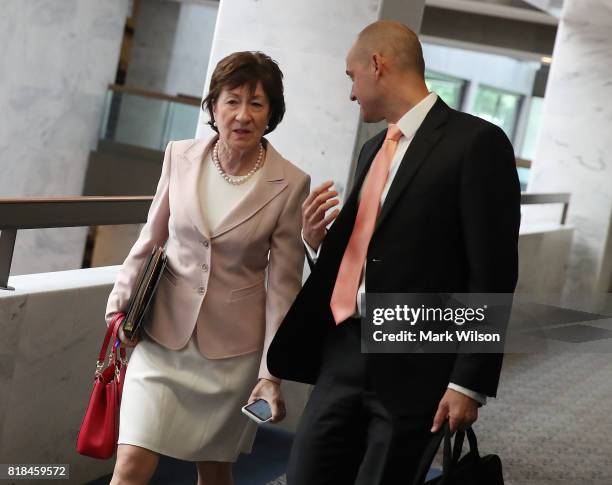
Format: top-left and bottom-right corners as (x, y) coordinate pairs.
(117, 330), (260, 462)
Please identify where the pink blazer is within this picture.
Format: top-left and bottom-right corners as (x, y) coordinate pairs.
(105, 137), (310, 381)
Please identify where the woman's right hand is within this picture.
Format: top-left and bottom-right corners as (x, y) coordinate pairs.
(302, 180), (340, 251)
(118, 323), (140, 348)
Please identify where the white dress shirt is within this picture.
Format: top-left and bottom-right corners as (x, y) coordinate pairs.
(303, 92), (487, 405)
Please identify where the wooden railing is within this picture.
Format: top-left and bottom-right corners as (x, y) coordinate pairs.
(0, 196), (152, 290)
(108, 84), (201, 106)
(516, 158), (532, 169)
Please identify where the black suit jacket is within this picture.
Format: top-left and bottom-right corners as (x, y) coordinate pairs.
(268, 98), (521, 416)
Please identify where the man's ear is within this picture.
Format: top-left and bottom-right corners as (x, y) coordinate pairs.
(372, 53), (383, 80)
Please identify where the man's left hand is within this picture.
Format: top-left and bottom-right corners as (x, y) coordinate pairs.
(431, 388), (479, 433)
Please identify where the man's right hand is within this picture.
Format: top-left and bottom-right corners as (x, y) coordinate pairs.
(302, 180), (340, 251)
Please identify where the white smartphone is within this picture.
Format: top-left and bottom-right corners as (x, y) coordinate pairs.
(241, 398), (273, 424)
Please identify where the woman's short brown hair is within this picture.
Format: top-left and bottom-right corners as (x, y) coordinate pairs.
(202, 51), (285, 135)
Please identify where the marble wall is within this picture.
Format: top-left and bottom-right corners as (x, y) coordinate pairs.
(526, 0), (612, 294)
(165, 1), (219, 97)
(125, 0), (181, 92)
(0, 0), (129, 275)
(0, 268), (119, 484)
(127, 0), (218, 97)
(516, 224), (574, 293)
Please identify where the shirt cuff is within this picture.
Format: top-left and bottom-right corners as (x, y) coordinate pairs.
(301, 230), (321, 262)
(448, 383), (487, 406)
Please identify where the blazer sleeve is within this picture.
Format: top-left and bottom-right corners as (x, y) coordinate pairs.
(259, 172), (311, 381)
(104, 141), (173, 327)
(449, 124), (521, 397)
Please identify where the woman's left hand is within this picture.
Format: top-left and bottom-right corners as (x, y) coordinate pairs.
(247, 378), (286, 423)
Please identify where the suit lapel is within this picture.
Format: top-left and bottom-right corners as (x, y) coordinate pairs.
(179, 138), (214, 238)
(353, 132), (386, 194)
(177, 137), (288, 240)
(342, 130), (386, 213)
(374, 98), (449, 232)
(211, 140), (287, 239)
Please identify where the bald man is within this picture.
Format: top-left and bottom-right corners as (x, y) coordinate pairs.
(268, 20), (520, 484)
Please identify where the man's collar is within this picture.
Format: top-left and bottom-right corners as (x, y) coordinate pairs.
(394, 92), (439, 141)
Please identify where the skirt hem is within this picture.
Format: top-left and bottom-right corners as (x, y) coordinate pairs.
(116, 437), (253, 463)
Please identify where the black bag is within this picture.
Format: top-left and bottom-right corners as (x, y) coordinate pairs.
(411, 422), (504, 485)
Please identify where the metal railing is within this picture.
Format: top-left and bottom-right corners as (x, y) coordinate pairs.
(0, 192), (571, 291)
(0, 196), (152, 290)
(520, 192), (570, 225)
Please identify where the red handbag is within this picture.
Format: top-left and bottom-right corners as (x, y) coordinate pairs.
(76, 313), (127, 459)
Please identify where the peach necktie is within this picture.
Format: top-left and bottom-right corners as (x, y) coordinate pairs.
(330, 124), (403, 324)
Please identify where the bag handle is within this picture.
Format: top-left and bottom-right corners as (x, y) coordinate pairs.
(411, 422), (447, 485)
(95, 313), (125, 379)
(110, 313), (127, 368)
(438, 427), (482, 485)
(451, 429), (465, 466)
(464, 427), (480, 457)
(411, 422), (480, 485)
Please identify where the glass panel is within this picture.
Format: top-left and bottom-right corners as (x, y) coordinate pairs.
(472, 85), (522, 141)
(517, 167), (530, 192)
(114, 94), (169, 149)
(425, 71), (466, 110)
(99, 90), (113, 141)
(163, 103), (200, 147)
(99, 90), (200, 151)
(520, 97), (544, 161)
(514, 96), (545, 192)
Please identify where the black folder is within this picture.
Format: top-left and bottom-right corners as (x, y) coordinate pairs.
(122, 245), (167, 340)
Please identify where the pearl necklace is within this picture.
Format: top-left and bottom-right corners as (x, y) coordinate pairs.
(212, 141), (264, 185)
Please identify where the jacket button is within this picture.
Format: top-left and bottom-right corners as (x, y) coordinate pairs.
(201, 263), (209, 272)
(202, 239), (209, 248)
(197, 286), (206, 294)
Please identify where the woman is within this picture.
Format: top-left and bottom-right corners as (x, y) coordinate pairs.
(105, 51), (310, 485)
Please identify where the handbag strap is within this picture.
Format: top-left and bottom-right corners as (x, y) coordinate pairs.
(95, 313), (125, 377)
(109, 314), (127, 370)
